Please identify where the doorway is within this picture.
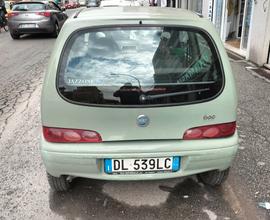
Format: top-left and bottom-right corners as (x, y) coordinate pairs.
(225, 0), (253, 53)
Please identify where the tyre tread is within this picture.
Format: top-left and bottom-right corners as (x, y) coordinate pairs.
(197, 168), (230, 186)
(10, 32), (20, 39)
(51, 23), (59, 38)
(47, 173), (70, 192)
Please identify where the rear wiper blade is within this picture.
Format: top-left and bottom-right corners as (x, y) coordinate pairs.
(141, 88), (210, 101)
(154, 81), (216, 86)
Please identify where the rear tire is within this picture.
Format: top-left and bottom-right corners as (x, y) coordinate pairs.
(47, 173), (71, 192)
(197, 168), (230, 186)
(10, 32), (20, 39)
(51, 23), (59, 38)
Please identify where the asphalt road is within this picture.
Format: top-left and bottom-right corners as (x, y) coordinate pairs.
(0, 10), (270, 220)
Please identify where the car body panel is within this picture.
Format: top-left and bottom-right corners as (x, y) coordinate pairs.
(10, 11), (47, 21)
(41, 7), (238, 179)
(8, 19), (55, 33)
(41, 134), (238, 178)
(42, 8), (237, 141)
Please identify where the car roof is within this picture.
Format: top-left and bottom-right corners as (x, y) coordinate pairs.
(76, 7), (201, 21)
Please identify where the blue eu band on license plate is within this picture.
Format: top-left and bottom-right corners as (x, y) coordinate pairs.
(104, 157), (181, 174)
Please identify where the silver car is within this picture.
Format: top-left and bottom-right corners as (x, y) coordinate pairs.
(8, 1), (68, 39)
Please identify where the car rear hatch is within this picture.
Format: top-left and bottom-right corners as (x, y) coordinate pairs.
(42, 25), (237, 142)
(10, 2), (48, 22)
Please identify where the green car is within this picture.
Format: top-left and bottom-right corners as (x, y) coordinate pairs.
(41, 7), (238, 191)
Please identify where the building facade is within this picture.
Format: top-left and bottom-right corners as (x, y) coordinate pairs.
(175, 0), (270, 68)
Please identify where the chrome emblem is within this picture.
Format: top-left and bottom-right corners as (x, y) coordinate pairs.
(137, 115), (150, 127)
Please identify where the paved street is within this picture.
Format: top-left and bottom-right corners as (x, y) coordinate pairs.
(0, 11), (270, 220)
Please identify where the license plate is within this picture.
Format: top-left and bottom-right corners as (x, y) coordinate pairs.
(20, 24), (37, 28)
(104, 157), (180, 174)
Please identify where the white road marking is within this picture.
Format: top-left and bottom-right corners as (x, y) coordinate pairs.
(203, 193), (210, 201)
(202, 208), (217, 220)
(257, 161), (266, 166)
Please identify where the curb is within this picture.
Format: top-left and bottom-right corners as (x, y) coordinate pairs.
(227, 50), (270, 82)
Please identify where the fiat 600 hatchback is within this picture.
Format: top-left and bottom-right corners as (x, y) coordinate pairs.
(41, 7), (238, 191)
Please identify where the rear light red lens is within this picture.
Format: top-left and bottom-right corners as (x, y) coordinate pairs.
(8, 12), (19, 18)
(36, 11), (51, 17)
(43, 127), (102, 143)
(183, 122), (236, 140)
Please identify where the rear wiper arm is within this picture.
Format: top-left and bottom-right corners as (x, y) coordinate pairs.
(141, 88), (210, 101)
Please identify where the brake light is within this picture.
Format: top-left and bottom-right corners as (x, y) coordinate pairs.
(8, 12), (19, 18)
(183, 122), (236, 140)
(36, 11), (51, 17)
(43, 127), (102, 143)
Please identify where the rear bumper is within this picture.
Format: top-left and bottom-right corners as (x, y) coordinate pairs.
(41, 134), (238, 180)
(8, 19), (54, 34)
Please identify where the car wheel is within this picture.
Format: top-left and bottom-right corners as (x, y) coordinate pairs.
(51, 23), (59, 38)
(10, 32), (20, 39)
(197, 168), (230, 186)
(47, 172), (71, 192)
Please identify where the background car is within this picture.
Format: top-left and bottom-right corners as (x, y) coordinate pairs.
(100, 0), (140, 7)
(65, 0), (76, 9)
(86, 0), (100, 7)
(79, 0), (85, 6)
(75, 0), (80, 7)
(8, 1), (68, 39)
(58, 2), (66, 10)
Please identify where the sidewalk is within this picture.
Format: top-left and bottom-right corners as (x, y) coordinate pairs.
(227, 50), (270, 81)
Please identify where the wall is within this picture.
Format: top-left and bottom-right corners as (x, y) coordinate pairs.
(178, 0), (188, 8)
(202, 0), (211, 18)
(247, 0), (270, 65)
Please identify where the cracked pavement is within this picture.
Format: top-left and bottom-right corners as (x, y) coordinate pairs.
(0, 23), (270, 219)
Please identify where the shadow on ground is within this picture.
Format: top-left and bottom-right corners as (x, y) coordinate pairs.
(49, 177), (238, 220)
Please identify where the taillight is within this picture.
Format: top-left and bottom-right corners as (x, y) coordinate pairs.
(183, 122), (236, 140)
(36, 11), (51, 17)
(43, 127), (102, 143)
(8, 12), (19, 18)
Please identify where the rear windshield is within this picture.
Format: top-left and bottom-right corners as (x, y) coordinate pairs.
(57, 26), (224, 107)
(13, 3), (45, 11)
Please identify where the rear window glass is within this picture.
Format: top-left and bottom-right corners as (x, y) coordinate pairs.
(13, 3), (45, 11)
(58, 26), (224, 107)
